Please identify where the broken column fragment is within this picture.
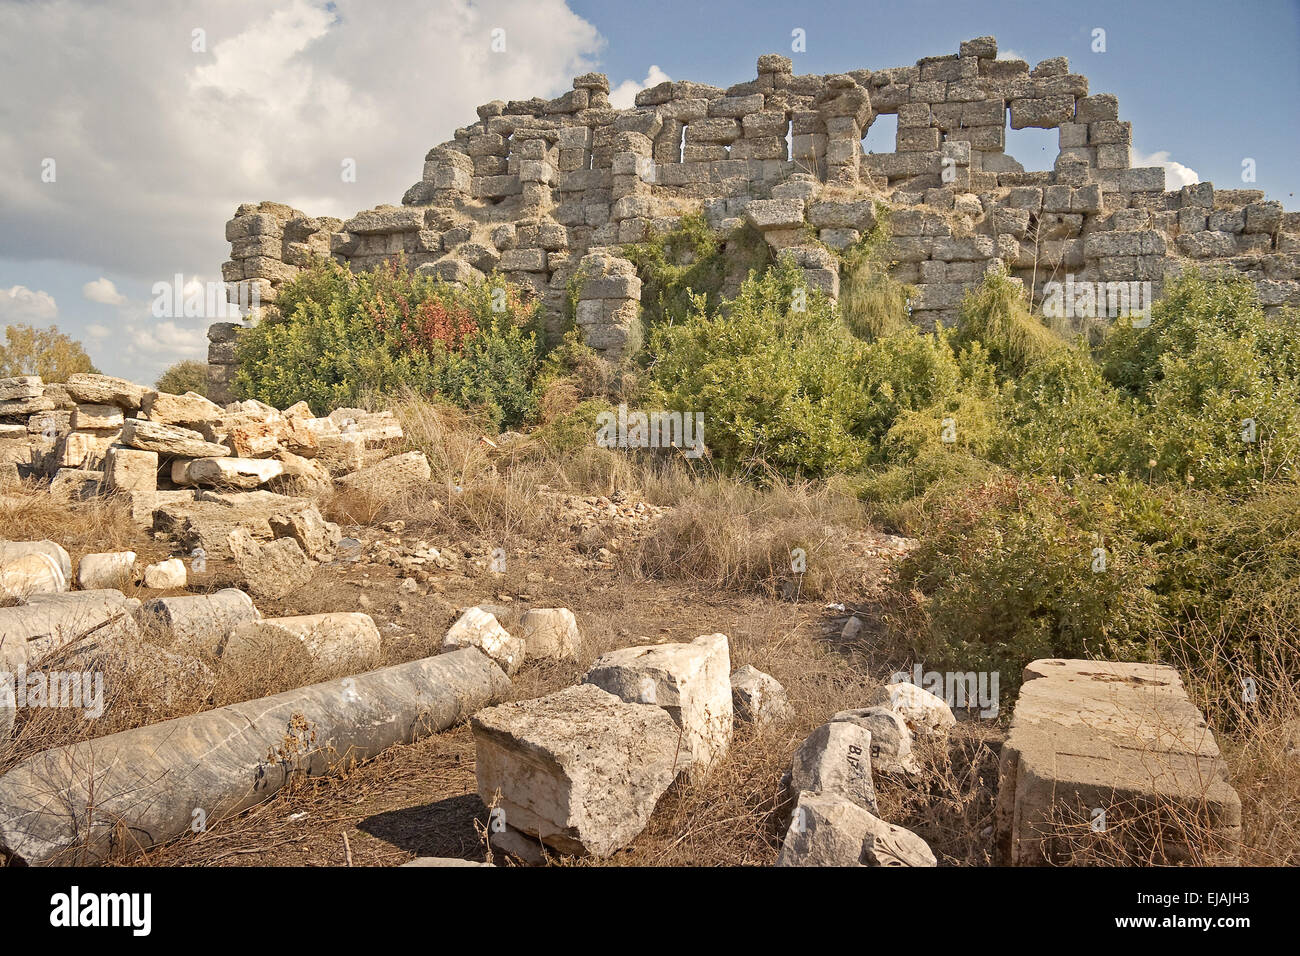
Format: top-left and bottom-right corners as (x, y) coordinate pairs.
(0, 647), (510, 865)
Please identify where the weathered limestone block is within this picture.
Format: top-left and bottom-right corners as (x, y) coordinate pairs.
(730, 665), (791, 726)
(141, 588), (261, 656)
(831, 706), (921, 774)
(442, 607), (524, 675)
(584, 633), (733, 774)
(58, 430), (116, 469)
(807, 199), (876, 231)
(184, 456), (285, 490)
(268, 506), (340, 560)
(995, 659), (1242, 865)
(865, 681), (956, 736)
(64, 374), (150, 410)
(960, 36), (997, 59)
(72, 404), (124, 431)
(103, 445), (158, 493)
(334, 451), (431, 494)
(0, 376), (43, 401)
(470, 683), (684, 857)
(76, 551), (136, 590)
(121, 419), (230, 458)
(1009, 96), (1075, 129)
(0, 551), (68, 600)
(142, 557), (187, 589)
(227, 527), (314, 601)
(517, 607), (582, 661)
(778, 790), (937, 867)
(786, 720), (878, 813)
(141, 391), (223, 427)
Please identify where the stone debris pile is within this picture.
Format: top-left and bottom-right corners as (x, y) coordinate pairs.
(776, 680), (954, 867)
(0, 373), (412, 504)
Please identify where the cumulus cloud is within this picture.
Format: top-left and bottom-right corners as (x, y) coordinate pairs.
(0, 0), (604, 382)
(0, 0), (602, 274)
(82, 277), (127, 305)
(0, 285), (58, 323)
(609, 65), (671, 110)
(1131, 149), (1200, 190)
(997, 48), (1027, 62)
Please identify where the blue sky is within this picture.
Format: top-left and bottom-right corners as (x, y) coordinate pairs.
(1, 0), (1296, 384)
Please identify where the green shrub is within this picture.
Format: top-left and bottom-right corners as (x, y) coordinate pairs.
(622, 213), (771, 331)
(954, 267), (1069, 379)
(645, 262), (877, 477)
(894, 475), (1164, 687)
(234, 258), (542, 428)
(838, 219), (914, 342)
(156, 359), (209, 397)
(1097, 270), (1300, 489)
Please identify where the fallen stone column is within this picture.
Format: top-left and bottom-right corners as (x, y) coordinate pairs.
(0, 591), (139, 670)
(0, 647), (511, 865)
(139, 589), (260, 656)
(0, 539), (72, 583)
(0, 551), (67, 599)
(221, 612), (381, 671)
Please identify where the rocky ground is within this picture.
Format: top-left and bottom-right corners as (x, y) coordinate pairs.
(1, 372), (983, 868)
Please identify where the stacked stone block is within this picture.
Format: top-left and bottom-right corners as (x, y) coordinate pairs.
(212, 37), (1300, 380)
(574, 251), (642, 358)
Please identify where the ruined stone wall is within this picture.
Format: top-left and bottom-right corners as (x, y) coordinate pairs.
(213, 35), (1300, 398)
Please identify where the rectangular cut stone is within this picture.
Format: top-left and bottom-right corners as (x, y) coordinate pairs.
(995, 659), (1241, 865)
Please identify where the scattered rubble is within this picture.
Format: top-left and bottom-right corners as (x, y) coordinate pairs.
(517, 607), (582, 661)
(441, 606), (524, 675)
(778, 790), (937, 867)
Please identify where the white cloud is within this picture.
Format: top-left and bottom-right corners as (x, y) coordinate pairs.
(86, 324), (111, 339)
(0, 285), (58, 323)
(609, 65), (671, 110)
(998, 49), (1027, 62)
(82, 277), (126, 305)
(1132, 149), (1200, 190)
(0, 0), (603, 280)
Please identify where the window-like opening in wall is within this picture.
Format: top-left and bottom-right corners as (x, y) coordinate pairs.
(1004, 126), (1057, 172)
(679, 123), (686, 163)
(784, 117), (792, 162)
(861, 113), (897, 157)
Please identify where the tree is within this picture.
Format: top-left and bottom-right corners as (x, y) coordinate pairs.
(156, 359), (209, 396)
(0, 324), (99, 382)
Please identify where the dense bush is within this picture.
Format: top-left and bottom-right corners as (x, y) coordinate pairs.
(156, 359), (209, 396)
(622, 212), (772, 330)
(234, 258), (543, 428)
(895, 475), (1164, 679)
(645, 262), (878, 476)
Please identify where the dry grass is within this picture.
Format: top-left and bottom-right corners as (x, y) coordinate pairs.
(629, 475), (873, 601)
(0, 484), (142, 558)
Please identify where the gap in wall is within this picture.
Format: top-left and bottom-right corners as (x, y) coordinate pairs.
(1004, 126), (1058, 172)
